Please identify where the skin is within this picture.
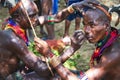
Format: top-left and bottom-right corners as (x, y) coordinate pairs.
(63, 0), (82, 38)
(0, 1), (82, 79)
(34, 29), (85, 80)
(0, 29), (60, 80)
(0, 29), (37, 78)
(3, 0), (113, 80)
(37, 0), (55, 39)
(36, 2), (120, 80)
(83, 9), (108, 43)
(64, 13), (81, 37)
(83, 9), (120, 80)
(0, 0), (55, 80)
(42, 0), (55, 39)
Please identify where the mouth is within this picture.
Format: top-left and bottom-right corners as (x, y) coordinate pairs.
(86, 36), (93, 41)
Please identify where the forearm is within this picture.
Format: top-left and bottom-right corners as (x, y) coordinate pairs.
(49, 55), (79, 80)
(85, 67), (105, 80)
(23, 53), (52, 77)
(46, 35), (82, 63)
(49, 37), (78, 63)
(55, 64), (79, 80)
(38, 7), (75, 25)
(54, 8), (71, 22)
(34, 58), (52, 77)
(45, 46), (76, 65)
(59, 46), (78, 63)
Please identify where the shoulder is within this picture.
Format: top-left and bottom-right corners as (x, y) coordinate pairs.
(100, 38), (120, 64)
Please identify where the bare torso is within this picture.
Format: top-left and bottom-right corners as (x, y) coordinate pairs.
(0, 29), (39, 79)
(86, 38), (120, 80)
(0, 29), (20, 78)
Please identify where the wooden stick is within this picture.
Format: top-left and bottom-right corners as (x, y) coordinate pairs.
(21, 0), (37, 37)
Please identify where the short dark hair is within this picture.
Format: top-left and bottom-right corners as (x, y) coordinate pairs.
(84, 5), (111, 24)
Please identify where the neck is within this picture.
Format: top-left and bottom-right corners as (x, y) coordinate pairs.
(90, 27), (119, 67)
(5, 18), (29, 45)
(96, 31), (110, 47)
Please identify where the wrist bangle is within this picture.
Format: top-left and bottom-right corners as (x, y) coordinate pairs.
(47, 16), (55, 25)
(49, 55), (61, 68)
(67, 6), (75, 13)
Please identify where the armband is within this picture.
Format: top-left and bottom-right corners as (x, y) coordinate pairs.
(49, 55), (61, 68)
(47, 16), (55, 25)
(67, 6), (75, 13)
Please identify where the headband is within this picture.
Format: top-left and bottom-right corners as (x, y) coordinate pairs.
(92, 4), (111, 21)
(9, 1), (22, 14)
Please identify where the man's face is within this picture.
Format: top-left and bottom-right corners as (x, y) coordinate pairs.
(12, 0), (39, 29)
(15, 10), (38, 29)
(83, 11), (107, 43)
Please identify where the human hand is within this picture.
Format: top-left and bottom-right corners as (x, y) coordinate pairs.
(71, 30), (86, 50)
(34, 37), (51, 57)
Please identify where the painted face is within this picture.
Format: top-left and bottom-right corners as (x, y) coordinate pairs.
(9, 0), (39, 29)
(83, 10), (107, 43)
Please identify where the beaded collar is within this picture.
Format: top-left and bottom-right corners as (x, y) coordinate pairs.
(90, 27), (119, 67)
(4, 18), (28, 45)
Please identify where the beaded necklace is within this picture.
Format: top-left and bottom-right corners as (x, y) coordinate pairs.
(90, 27), (119, 67)
(4, 18), (28, 45)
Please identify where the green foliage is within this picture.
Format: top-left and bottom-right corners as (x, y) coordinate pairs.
(28, 41), (41, 56)
(52, 49), (77, 69)
(28, 42), (80, 70)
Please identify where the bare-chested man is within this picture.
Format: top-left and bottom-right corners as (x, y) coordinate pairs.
(0, 0), (96, 79)
(35, 0), (120, 80)
(0, 0), (57, 79)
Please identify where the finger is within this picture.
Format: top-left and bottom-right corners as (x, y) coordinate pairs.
(76, 35), (85, 43)
(74, 30), (84, 36)
(75, 30), (84, 38)
(75, 32), (84, 40)
(34, 38), (41, 44)
(76, 31), (85, 41)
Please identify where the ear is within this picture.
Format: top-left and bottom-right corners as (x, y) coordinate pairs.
(104, 22), (110, 32)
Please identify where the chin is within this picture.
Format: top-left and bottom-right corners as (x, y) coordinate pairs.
(88, 39), (97, 43)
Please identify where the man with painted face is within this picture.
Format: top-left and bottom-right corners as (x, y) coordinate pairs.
(0, 0), (53, 79)
(0, 0), (97, 80)
(35, 0), (120, 80)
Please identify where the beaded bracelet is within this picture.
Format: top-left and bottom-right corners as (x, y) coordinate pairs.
(49, 55), (61, 68)
(47, 16), (55, 25)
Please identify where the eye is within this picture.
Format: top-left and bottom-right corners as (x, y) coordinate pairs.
(89, 22), (95, 28)
(29, 13), (37, 17)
